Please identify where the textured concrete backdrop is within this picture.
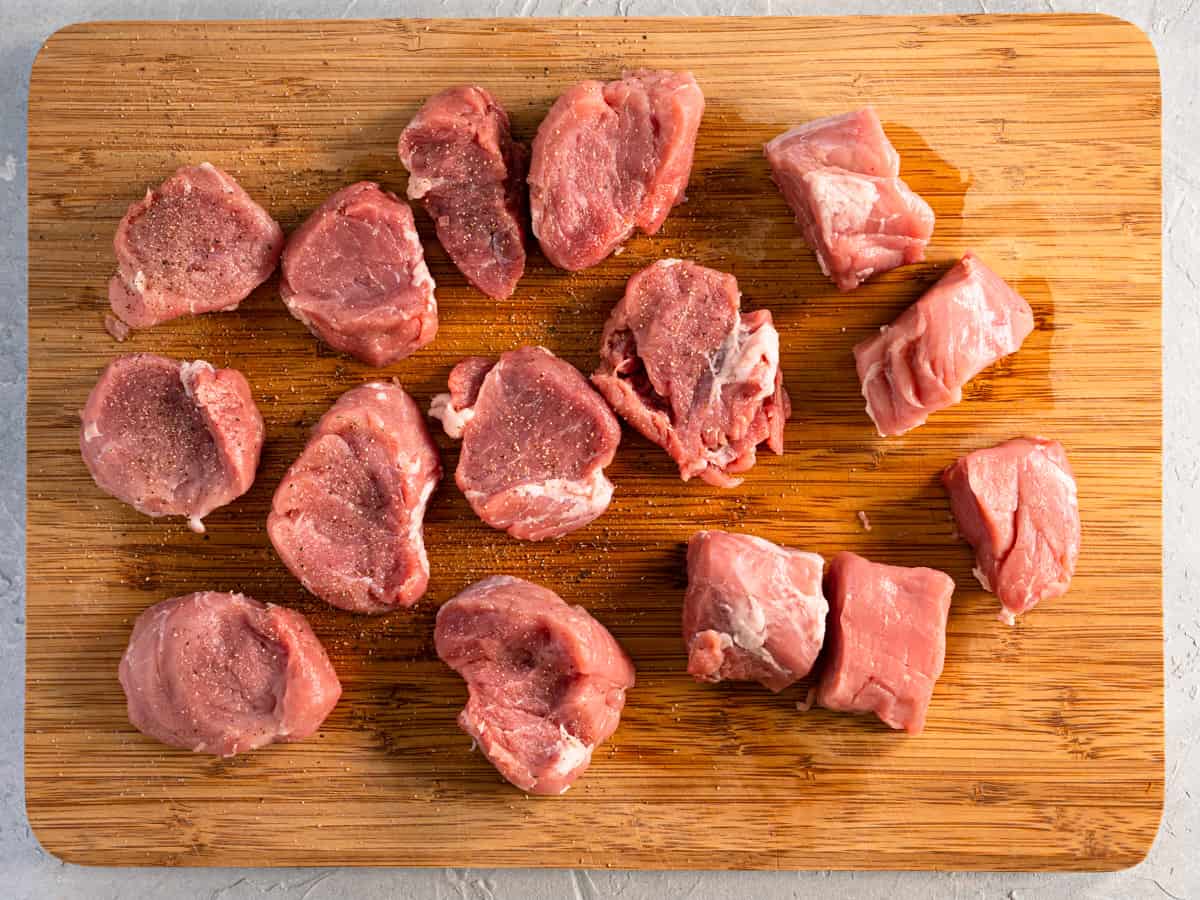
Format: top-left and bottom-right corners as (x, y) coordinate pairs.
(1, 2), (1195, 898)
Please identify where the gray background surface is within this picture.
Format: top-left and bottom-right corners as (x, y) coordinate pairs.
(1, 1), (1194, 898)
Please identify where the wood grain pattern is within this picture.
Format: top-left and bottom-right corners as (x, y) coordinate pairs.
(25, 15), (1162, 870)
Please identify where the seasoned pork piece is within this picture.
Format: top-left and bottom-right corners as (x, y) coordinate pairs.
(942, 437), (1080, 624)
(435, 576), (635, 795)
(280, 182), (437, 367)
(399, 85), (529, 299)
(592, 259), (790, 487)
(764, 108), (934, 291)
(268, 382), (442, 613)
(119, 591), (341, 757)
(529, 70), (704, 270)
(79, 353), (264, 533)
(814, 551), (954, 735)
(854, 252), (1035, 436)
(108, 163), (283, 330)
(683, 531), (826, 692)
(430, 346), (620, 540)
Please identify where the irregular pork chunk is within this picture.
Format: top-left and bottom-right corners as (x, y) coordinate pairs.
(399, 85), (529, 299)
(765, 108), (934, 291)
(119, 591), (341, 756)
(109, 163), (284, 331)
(683, 531), (826, 692)
(80, 353), (264, 533)
(280, 182), (437, 367)
(592, 259), (790, 487)
(942, 437), (1080, 624)
(435, 575), (635, 795)
(268, 382), (442, 613)
(529, 70), (704, 270)
(815, 552), (954, 735)
(854, 252), (1035, 436)
(430, 346), (620, 540)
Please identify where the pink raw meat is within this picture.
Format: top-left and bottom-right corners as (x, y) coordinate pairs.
(942, 437), (1080, 624)
(280, 182), (437, 367)
(109, 163), (283, 330)
(399, 85), (529, 299)
(529, 70), (704, 270)
(854, 251), (1035, 436)
(268, 382), (442, 613)
(592, 259), (790, 487)
(435, 575), (635, 795)
(683, 531), (827, 693)
(430, 346), (621, 541)
(79, 353), (264, 533)
(814, 551), (954, 735)
(764, 108), (934, 291)
(118, 591), (341, 757)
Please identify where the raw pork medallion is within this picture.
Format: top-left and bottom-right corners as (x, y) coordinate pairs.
(119, 591), (341, 757)
(108, 162), (284, 333)
(280, 182), (437, 367)
(430, 346), (621, 540)
(764, 107), (934, 291)
(942, 437), (1080, 624)
(530, 69), (704, 270)
(814, 551), (954, 735)
(435, 575), (635, 795)
(399, 85), (529, 299)
(683, 531), (827, 692)
(80, 353), (264, 533)
(854, 251), (1035, 436)
(268, 382), (442, 613)
(592, 259), (790, 487)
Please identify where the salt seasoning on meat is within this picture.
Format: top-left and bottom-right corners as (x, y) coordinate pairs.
(529, 70), (704, 271)
(399, 85), (529, 299)
(268, 382), (442, 613)
(942, 437), (1080, 624)
(435, 576), (635, 795)
(683, 531), (827, 692)
(854, 251), (1035, 436)
(108, 163), (283, 330)
(764, 108), (934, 291)
(280, 182), (437, 367)
(814, 551), (954, 735)
(79, 353), (264, 533)
(119, 591), (341, 757)
(430, 346), (621, 541)
(592, 259), (790, 487)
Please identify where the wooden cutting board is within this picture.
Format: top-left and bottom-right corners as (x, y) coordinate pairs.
(25, 14), (1162, 870)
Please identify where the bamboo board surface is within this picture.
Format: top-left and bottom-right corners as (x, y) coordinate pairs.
(26, 15), (1162, 870)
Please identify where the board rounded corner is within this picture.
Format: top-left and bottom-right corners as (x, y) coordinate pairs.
(30, 21), (110, 85)
(1089, 13), (1162, 84)
(1116, 779), (1168, 871)
(23, 792), (93, 868)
